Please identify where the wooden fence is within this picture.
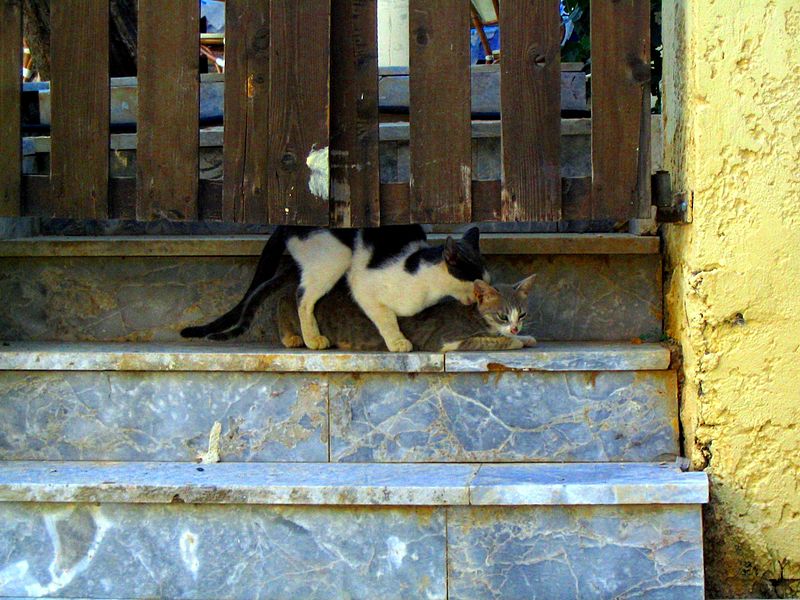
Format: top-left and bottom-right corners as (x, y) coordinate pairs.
(0, 0), (651, 226)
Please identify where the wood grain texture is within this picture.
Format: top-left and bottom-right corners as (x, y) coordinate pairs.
(500, 0), (561, 221)
(49, 0), (109, 218)
(591, 0), (650, 219)
(222, 0), (270, 223)
(137, 0), (199, 220)
(267, 0), (331, 225)
(408, 1), (471, 223)
(0, 0), (21, 216)
(330, 0), (380, 227)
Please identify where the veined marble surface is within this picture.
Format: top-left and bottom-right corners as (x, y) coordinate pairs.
(0, 371), (328, 462)
(0, 253), (661, 342)
(447, 504), (704, 599)
(330, 371), (678, 462)
(0, 462), (708, 506)
(0, 502), (447, 599)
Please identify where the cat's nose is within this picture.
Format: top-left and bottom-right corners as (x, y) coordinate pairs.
(510, 326), (519, 334)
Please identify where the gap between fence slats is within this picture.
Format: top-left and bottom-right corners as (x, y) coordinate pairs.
(330, 0), (380, 227)
(137, 0), (199, 221)
(591, 0), (650, 219)
(408, 1), (472, 223)
(0, 0), (21, 216)
(222, 0), (270, 223)
(50, 0), (109, 218)
(499, 0), (562, 222)
(267, 0), (331, 226)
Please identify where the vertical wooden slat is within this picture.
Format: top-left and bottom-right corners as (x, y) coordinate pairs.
(499, 0), (561, 221)
(222, 0), (270, 223)
(0, 0), (21, 216)
(50, 0), (109, 218)
(267, 0), (331, 226)
(137, 0), (199, 221)
(591, 0), (650, 219)
(330, 0), (380, 227)
(408, 2), (471, 224)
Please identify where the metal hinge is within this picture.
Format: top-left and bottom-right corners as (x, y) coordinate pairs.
(652, 171), (692, 223)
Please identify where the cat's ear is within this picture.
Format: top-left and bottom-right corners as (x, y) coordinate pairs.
(461, 227), (480, 251)
(474, 280), (500, 305)
(444, 237), (459, 265)
(514, 274), (537, 299)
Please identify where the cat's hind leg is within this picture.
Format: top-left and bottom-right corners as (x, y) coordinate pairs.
(277, 293), (304, 348)
(290, 234), (352, 350)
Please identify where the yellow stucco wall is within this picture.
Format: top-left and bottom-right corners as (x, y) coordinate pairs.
(662, 1), (800, 596)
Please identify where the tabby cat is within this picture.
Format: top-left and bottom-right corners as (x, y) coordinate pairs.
(277, 275), (537, 352)
(181, 225), (488, 352)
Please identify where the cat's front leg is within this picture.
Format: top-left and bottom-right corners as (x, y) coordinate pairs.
(359, 301), (413, 352)
(517, 335), (537, 347)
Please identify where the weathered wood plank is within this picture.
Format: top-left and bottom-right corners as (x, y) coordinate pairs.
(49, 0), (109, 218)
(267, 0), (331, 225)
(0, 0), (21, 216)
(500, 0), (561, 221)
(591, 0), (650, 219)
(137, 0), (199, 220)
(408, 1), (471, 223)
(330, 0), (380, 227)
(222, 0), (270, 223)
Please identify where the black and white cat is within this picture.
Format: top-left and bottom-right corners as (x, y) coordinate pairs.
(181, 225), (489, 352)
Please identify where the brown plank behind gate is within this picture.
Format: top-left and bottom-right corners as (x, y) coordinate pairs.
(0, 0), (21, 216)
(267, 0), (331, 226)
(499, 0), (561, 222)
(222, 0), (270, 223)
(591, 0), (650, 219)
(50, 0), (109, 218)
(330, 0), (380, 227)
(408, 1), (471, 224)
(137, 0), (199, 221)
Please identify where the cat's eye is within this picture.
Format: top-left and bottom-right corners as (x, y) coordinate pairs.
(498, 315), (508, 322)
(519, 312), (527, 319)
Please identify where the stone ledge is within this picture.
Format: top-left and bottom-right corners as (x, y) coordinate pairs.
(0, 462), (708, 506)
(0, 233), (659, 257)
(0, 342), (670, 373)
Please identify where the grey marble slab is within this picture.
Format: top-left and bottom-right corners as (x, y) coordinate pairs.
(0, 371), (327, 462)
(0, 342), (443, 373)
(0, 462), (708, 507)
(330, 371), (678, 462)
(0, 502), (446, 599)
(445, 342), (671, 372)
(447, 504), (704, 599)
(0, 253), (660, 343)
(0, 462), (476, 506)
(470, 463), (709, 505)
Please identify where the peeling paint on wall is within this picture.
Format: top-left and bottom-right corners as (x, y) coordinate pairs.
(306, 146), (330, 200)
(663, 1), (800, 597)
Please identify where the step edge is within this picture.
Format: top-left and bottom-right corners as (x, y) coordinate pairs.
(0, 342), (672, 374)
(0, 462), (709, 507)
(0, 233), (660, 258)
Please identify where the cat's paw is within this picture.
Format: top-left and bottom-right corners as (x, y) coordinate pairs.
(507, 338), (525, 350)
(304, 335), (331, 350)
(281, 334), (305, 348)
(387, 337), (413, 352)
(518, 335), (537, 347)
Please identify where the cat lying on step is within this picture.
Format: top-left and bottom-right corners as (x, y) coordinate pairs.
(181, 225), (489, 352)
(277, 275), (537, 352)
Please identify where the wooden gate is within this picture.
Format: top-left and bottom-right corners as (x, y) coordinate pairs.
(0, 0), (651, 226)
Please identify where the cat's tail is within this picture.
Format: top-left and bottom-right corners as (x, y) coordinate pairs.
(180, 227), (290, 339)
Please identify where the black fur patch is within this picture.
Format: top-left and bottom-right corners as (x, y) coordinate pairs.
(296, 285), (305, 302)
(444, 237), (486, 282)
(330, 228), (358, 249)
(364, 225), (427, 269)
(404, 246), (443, 273)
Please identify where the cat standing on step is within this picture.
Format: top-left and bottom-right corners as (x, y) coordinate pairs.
(181, 225), (489, 352)
(277, 274), (538, 352)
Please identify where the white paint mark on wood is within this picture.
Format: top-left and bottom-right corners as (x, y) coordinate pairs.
(306, 146), (330, 199)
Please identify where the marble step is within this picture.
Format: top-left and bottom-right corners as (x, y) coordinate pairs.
(0, 342), (679, 463)
(0, 461), (708, 600)
(0, 233), (662, 343)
